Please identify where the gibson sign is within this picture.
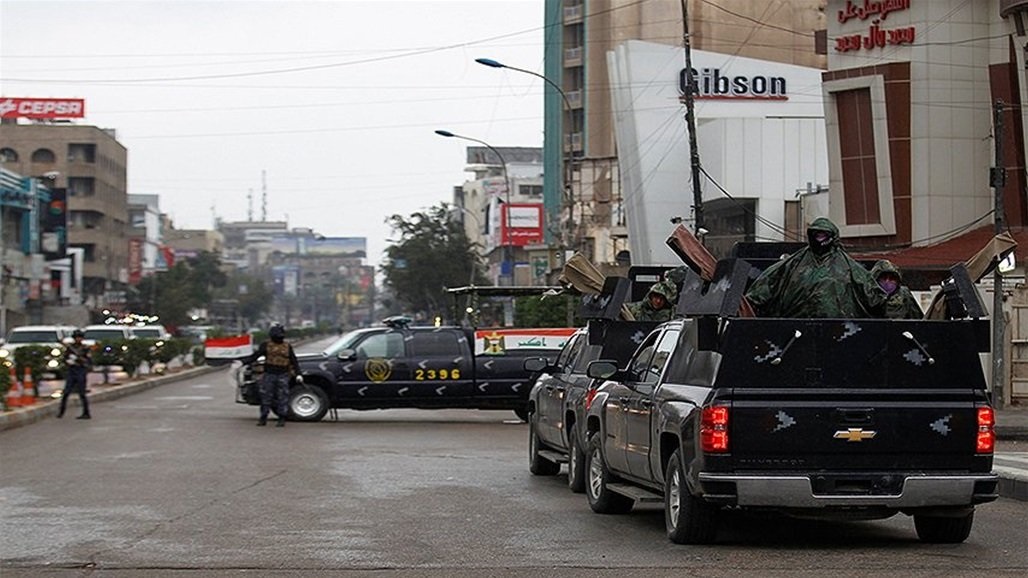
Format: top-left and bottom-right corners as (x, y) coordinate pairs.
(678, 68), (788, 101)
(0, 97), (85, 119)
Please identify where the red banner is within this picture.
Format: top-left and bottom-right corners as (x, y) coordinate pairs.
(0, 97), (85, 119)
(128, 238), (143, 285)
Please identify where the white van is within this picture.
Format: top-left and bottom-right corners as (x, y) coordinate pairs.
(0, 325), (77, 359)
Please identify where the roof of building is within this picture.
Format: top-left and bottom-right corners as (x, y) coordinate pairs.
(850, 225), (1028, 270)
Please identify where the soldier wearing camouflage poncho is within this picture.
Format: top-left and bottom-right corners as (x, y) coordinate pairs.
(745, 217), (886, 318)
(627, 280), (677, 322)
(871, 259), (924, 319)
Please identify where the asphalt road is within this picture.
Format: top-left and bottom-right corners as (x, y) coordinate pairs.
(2, 339), (1027, 577)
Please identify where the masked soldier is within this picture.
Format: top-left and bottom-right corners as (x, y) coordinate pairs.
(245, 323), (301, 427)
(58, 329), (92, 419)
(871, 259), (924, 319)
(627, 280), (677, 322)
(746, 217), (886, 318)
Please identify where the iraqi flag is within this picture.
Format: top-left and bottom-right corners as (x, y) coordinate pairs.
(204, 335), (253, 365)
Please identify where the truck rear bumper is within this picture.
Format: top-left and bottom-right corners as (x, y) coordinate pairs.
(698, 473), (1000, 508)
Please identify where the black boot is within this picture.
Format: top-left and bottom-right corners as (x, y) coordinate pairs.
(76, 414), (91, 420)
(276, 417), (286, 427)
(257, 417), (267, 426)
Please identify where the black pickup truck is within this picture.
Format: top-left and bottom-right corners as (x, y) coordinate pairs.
(236, 323), (573, 422)
(525, 320), (658, 492)
(582, 266), (999, 545)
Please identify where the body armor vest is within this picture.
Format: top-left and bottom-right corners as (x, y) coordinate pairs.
(265, 342), (291, 369)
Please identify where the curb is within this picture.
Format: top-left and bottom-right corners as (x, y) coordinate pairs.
(0, 364), (225, 432)
(996, 426), (1028, 441)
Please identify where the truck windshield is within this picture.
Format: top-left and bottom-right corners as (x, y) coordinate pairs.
(322, 329), (376, 357)
(7, 330), (60, 343)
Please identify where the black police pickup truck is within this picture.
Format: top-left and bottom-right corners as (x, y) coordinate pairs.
(236, 321), (573, 422)
(581, 263), (999, 545)
(525, 320), (658, 492)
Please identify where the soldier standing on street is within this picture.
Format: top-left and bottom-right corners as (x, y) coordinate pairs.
(626, 281), (677, 322)
(245, 323), (301, 427)
(57, 329), (92, 419)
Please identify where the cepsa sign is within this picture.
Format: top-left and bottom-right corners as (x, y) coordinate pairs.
(0, 98), (85, 119)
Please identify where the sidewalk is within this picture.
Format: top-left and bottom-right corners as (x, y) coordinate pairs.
(0, 364), (224, 432)
(996, 405), (1028, 441)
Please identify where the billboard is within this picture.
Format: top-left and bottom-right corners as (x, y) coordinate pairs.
(500, 203), (544, 247)
(128, 238), (143, 285)
(0, 97), (85, 119)
(269, 236), (367, 257)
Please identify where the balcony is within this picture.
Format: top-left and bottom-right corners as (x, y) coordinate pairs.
(564, 46), (583, 67)
(564, 132), (584, 153)
(563, 3), (583, 24)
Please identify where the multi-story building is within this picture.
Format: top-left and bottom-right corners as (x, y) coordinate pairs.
(541, 0), (827, 265)
(217, 219), (289, 271)
(452, 146), (547, 285)
(127, 194), (163, 281)
(163, 227), (225, 258)
(0, 121), (129, 306)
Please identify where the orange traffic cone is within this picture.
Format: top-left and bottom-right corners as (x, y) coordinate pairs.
(5, 365), (23, 408)
(20, 367), (36, 406)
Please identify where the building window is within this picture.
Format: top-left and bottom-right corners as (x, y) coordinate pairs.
(31, 148), (56, 163)
(67, 143), (97, 163)
(836, 87), (880, 226)
(68, 177), (96, 197)
(519, 184), (543, 198)
(0, 148), (18, 162)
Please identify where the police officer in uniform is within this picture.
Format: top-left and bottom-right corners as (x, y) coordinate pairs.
(246, 323), (301, 427)
(58, 329), (92, 419)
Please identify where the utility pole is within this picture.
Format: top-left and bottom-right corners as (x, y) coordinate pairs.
(991, 100), (1007, 410)
(680, 0), (705, 234)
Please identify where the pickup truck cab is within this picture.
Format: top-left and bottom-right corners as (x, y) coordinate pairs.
(525, 320), (658, 492)
(583, 315), (998, 545)
(236, 322), (573, 422)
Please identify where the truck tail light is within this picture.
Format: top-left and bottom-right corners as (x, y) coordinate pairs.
(701, 405), (730, 453)
(976, 407), (995, 454)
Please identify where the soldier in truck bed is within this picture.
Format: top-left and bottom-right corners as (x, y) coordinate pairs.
(872, 259), (924, 319)
(243, 323), (301, 427)
(745, 217), (886, 318)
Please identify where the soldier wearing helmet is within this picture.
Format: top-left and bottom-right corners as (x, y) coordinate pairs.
(245, 323), (301, 427)
(627, 280), (677, 322)
(58, 329), (92, 419)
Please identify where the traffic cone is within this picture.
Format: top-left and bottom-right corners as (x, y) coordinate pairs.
(5, 365), (22, 408)
(20, 367), (36, 406)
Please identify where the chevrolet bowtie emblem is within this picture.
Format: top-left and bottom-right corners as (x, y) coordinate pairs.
(834, 428), (876, 442)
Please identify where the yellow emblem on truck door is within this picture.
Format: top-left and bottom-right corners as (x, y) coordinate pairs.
(365, 359), (392, 383)
(833, 428), (876, 442)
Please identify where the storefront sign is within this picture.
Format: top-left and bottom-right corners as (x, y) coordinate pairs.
(835, 0), (915, 52)
(679, 68), (787, 101)
(500, 204), (544, 246)
(0, 97), (85, 119)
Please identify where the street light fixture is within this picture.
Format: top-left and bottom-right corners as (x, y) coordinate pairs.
(435, 129), (514, 286)
(475, 57), (575, 257)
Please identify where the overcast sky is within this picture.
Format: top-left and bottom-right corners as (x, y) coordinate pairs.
(0, 0), (545, 267)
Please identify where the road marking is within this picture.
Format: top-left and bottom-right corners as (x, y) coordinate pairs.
(154, 396), (213, 401)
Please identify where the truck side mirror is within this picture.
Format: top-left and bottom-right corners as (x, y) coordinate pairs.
(336, 348), (356, 361)
(586, 360), (619, 380)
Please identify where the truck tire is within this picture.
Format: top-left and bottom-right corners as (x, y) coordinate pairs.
(567, 428), (586, 493)
(914, 510), (974, 543)
(514, 407), (529, 422)
(528, 415), (560, 475)
(664, 449), (717, 544)
(585, 433), (633, 514)
(288, 385), (329, 422)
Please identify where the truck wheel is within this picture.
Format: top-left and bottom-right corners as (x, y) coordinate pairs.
(567, 428), (586, 493)
(288, 385), (329, 422)
(585, 433), (633, 514)
(664, 449), (718, 544)
(914, 510), (974, 543)
(528, 415), (560, 475)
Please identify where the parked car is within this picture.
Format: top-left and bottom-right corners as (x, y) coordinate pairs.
(0, 325), (77, 376)
(524, 320), (658, 492)
(130, 325), (172, 340)
(82, 324), (134, 346)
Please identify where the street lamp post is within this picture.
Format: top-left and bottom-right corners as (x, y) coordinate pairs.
(476, 57), (575, 258)
(435, 129), (514, 286)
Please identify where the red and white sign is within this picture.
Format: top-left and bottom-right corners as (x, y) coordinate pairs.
(500, 203), (544, 247)
(474, 328), (576, 355)
(0, 97), (85, 119)
(128, 238), (143, 285)
(204, 335), (254, 361)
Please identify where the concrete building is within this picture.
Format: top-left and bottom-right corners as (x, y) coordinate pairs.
(0, 121), (129, 306)
(163, 227), (224, 258)
(217, 220), (289, 271)
(127, 194), (163, 282)
(541, 0), (827, 266)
